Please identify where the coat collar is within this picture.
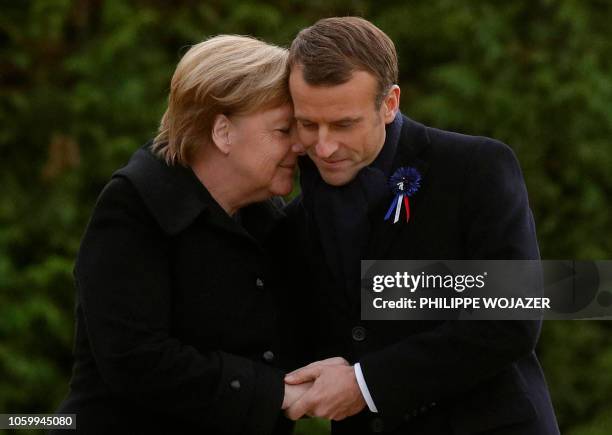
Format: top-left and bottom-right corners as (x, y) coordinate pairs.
(390, 114), (431, 175)
(112, 143), (285, 241)
(371, 111), (403, 176)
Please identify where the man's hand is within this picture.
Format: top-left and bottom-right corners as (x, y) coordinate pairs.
(284, 363), (366, 421)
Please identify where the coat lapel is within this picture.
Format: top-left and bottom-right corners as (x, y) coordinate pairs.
(366, 116), (432, 260)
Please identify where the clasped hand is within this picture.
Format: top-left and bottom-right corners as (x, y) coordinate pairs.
(281, 357), (366, 421)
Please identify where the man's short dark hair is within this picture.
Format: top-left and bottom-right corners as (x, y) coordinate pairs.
(289, 16), (399, 107)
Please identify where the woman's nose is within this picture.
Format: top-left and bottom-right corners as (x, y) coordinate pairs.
(289, 124), (306, 155)
(291, 142), (306, 155)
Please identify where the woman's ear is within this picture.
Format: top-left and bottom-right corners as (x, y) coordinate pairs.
(211, 114), (232, 155)
(382, 85), (401, 124)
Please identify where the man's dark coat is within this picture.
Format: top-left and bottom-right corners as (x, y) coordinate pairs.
(54, 145), (293, 434)
(284, 115), (560, 435)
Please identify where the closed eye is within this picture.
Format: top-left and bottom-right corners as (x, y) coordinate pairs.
(299, 120), (317, 129)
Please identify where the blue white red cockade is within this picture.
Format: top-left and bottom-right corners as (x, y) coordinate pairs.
(384, 167), (422, 223)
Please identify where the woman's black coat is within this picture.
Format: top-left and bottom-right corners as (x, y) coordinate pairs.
(54, 145), (293, 434)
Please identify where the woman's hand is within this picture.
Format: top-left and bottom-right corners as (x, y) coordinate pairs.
(281, 357), (349, 411)
(282, 381), (313, 409)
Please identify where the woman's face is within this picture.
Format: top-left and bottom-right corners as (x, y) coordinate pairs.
(228, 103), (298, 198)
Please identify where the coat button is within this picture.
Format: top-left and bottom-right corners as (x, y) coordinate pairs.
(255, 278), (265, 290)
(262, 350), (275, 363)
(420, 405), (428, 413)
(230, 379), (241, 390)
(352, 326), (366, 342)
(370, 417), (384, 433)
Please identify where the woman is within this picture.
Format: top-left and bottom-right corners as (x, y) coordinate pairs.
(54, 35), (309, 434)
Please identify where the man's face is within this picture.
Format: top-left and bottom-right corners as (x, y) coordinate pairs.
(289, 67), (398, 186)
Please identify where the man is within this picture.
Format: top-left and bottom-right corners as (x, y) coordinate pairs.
(282, 17), (560, 435)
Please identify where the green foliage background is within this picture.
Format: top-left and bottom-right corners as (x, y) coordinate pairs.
(1, 1), (611, 434)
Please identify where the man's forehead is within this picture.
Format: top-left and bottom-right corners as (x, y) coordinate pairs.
(290, 68), (377, 92)
(293, 96), (364, 120)
(290, 71), (378, 121)
(294, 111), (363, 123)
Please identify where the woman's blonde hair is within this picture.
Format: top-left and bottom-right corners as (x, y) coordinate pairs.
(152, 35), (290, 165)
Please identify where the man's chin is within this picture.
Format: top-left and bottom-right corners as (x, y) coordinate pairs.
(318, 169), (357, 186)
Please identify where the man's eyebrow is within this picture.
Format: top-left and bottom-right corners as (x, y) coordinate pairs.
(294, 116), (363, 123)
(333, 116), (363, 123)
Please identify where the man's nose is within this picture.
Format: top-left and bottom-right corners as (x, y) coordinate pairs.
(314, 128), (338, 159)
(314, 139), (339, 159)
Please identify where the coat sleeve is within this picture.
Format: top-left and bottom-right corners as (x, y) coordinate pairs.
(75, 177), (284, 434)
(358, 138), (541, 418)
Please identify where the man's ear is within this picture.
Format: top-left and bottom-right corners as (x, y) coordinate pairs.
(211, 114), (232, 155)
(382, 85), (401, 124)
